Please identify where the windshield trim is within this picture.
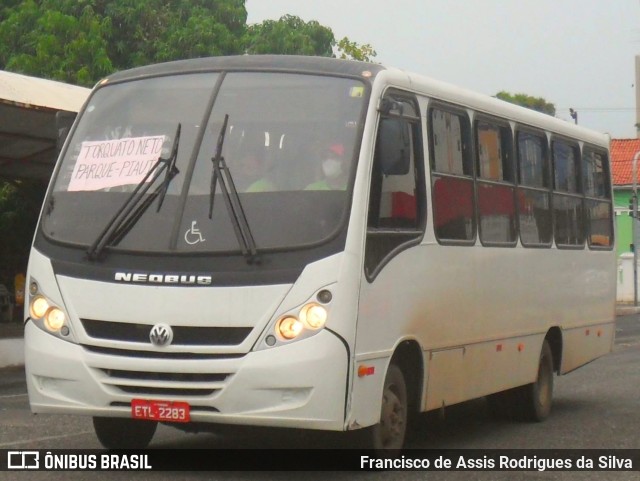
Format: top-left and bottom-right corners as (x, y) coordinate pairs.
(41, 69), (372, 256)
(103, 55), (385, 85)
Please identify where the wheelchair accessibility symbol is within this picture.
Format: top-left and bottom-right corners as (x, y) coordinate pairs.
(185, 221), (205, 245)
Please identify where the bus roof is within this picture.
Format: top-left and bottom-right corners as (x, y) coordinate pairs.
(393, 67), (610, 146)
(101, 55), (609, 148)
(103, 55), (386, 83)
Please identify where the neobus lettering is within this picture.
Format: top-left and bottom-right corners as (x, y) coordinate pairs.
(114, 272), (212, 285)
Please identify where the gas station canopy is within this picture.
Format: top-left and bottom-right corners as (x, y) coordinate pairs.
(0, 70), (90, 180)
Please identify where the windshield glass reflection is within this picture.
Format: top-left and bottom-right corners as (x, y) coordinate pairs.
(43, 72), (367, 254)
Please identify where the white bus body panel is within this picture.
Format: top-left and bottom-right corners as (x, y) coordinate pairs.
(346, 70), (616, 429)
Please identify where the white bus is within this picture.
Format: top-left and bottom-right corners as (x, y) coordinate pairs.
(25, 56), (615, 450)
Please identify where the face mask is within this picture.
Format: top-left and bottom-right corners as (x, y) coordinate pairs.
(322, 158), (342, 178)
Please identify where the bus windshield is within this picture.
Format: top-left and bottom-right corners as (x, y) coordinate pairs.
(43, 71), (367, 254)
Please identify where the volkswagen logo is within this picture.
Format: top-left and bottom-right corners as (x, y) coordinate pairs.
(149, 324), (173, 347)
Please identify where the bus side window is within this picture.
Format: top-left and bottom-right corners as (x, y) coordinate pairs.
(364, 94), (425, 280)
(475, 119), (517, 246)
(516, 130), (552, 247)
(552, 139), (584, 247)
(583, 147), (613, 249)
(429, 106), (475, 243)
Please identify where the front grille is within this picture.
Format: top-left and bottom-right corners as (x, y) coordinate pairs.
(82, 344), (245, 360)
(116, 385), (217, 396)
(81, 319), (252, 346)
(97, 368), (231, 397)
(100, 369), (228, 383)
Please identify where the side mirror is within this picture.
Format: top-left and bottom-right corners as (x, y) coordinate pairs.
(377, 118), (411, 175)
(55, 111), (76, 152)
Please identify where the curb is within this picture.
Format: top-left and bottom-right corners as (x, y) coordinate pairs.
(616, 306), (640, 316)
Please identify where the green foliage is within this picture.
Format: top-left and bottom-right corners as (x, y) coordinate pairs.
(243, 15), (376, 61)
(244, 14), (334, 56)
(0, 3), (377, 86)
(335, 37), (377, 62)
(0, 1), (113, 86)
(0, 0), (247, 86)
(495, 91), (556, 116)
(102, 0), (247, 68)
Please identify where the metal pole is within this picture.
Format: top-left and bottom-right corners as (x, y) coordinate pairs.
(633, 151), (640, 306)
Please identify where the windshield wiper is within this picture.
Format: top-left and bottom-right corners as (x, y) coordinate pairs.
(156, 123), (181, 212)
(87, 124), (181, 261)
(209, 114), (259, 263)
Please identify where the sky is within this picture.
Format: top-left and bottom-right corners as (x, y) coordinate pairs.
(246, 0), (640, 139)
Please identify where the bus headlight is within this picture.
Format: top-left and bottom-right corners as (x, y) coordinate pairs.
(276, 316), (304, 340)
(30, 295), (50, 319)
(300, 303), (327, 330)
(260, 288), (334, 349)
(28, 279), (73, 340)
(44, 307), (67, 332)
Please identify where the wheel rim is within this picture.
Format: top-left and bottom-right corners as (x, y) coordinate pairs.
(380, 384), (406, 448)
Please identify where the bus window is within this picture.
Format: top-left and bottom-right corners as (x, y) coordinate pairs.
(583, 147), (613, 248)
(429, 106), (475, 243)
(364, 93), (424, 278)
(475, 119), (516, 245)
(516, 130), (552, 246)
(552, 140), (584, 247)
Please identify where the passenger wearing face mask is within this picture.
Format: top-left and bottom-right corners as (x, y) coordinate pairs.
(305, 144), (348, 191)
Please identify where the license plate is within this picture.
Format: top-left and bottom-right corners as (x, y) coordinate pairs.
(131, 399), (190, 423)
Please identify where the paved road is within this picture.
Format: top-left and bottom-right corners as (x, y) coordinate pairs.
(1, 315), (639, 480)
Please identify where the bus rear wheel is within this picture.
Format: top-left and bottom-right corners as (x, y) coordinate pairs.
(93, 417), (157, 449)
(367, 363), (407, 451)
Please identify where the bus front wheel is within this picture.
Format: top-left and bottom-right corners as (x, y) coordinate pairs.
(93, 416), (157, 449)
(516, 339), (554, 421)
(365, 363), (408, 451)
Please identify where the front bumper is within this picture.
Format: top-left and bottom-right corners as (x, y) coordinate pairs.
(25, 321), (349, 430)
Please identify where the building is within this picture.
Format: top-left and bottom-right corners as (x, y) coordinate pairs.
(611, 138), (640, 256)
(0, 70), (89, 180)
(0, 70), (90, 367)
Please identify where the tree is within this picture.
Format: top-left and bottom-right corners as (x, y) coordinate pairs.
(495, 91), (556, 116)
(0, 4), (377, 86)
(0, 0), (248, 86)
(243, 14), (334, 57)
(334, 37), (377, 62)
(244, 15), (377, 62)
(101, 0), (247, 68)
(0, 1), (113, 86)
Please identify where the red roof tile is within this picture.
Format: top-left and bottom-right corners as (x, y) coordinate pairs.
(611, 138), (640, 186)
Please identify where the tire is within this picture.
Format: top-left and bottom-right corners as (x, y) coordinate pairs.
(366, 363), (408, 451)
(514, 339), (554, 422)
(93, 417), (157, 449)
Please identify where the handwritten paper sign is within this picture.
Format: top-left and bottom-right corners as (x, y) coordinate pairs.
(67, 135), (165, 191)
